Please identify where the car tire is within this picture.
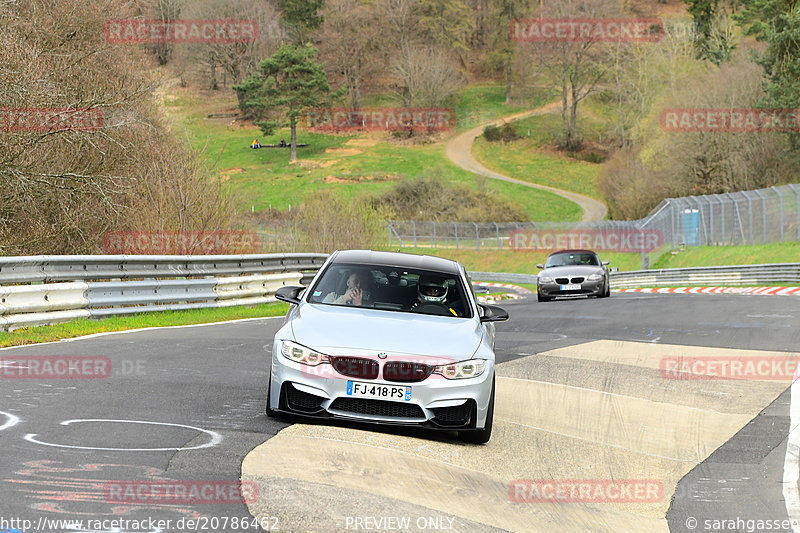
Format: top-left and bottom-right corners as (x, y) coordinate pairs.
(537, 292), (551, 302)
(459, 375), (495, 445)
(598, 282), (610, 298)
(266, 376), (278, 418)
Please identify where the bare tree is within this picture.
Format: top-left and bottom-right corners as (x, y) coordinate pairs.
(522, 0), (620, 151)
(393, 47), (464, 108)
(176, 0), (285, 89)
(606, 16), (698, 147)
(0, 0), (234, 254)
(318, 0), (382, 111)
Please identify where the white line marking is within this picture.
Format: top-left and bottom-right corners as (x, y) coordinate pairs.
(0, 316), (284, 352)
(0, 410), (20, 431)
(784, 372), (800, 533)
(23, 418), (222, 452)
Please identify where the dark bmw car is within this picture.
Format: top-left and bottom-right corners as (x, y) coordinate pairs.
(536, 249), (610, 302)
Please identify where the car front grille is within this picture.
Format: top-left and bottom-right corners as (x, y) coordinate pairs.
(383, 361), (434, 383)
(329, 398), (424, 419)
(571, 277), (585, 284)
(555, 278), (570, 285)
(329, 356), (379, 380)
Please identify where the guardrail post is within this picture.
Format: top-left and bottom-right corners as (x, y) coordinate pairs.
(772, 186), (785, 242)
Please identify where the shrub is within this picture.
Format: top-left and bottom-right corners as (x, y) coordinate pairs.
(483, 122), (520, 143)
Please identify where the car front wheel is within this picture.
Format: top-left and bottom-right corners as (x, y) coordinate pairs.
(537, 291), (551, 302)
(266, 375), (278, 418)
(459, 375), (495, 444)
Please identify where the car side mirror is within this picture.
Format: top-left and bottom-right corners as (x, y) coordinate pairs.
(275, 285), (304, 305)
(536, 264), (544, 270)
(479, 304), (509, 322)
(602, 261), (610, 266)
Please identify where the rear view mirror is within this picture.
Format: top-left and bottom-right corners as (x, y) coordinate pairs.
(479, 304), (509, 323)
(275, 285), (304, 305)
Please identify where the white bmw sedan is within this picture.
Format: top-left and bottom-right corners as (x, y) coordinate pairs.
(268, 250), (508, 444)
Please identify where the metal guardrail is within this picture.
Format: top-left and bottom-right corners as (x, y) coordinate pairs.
(2, 255), (797, 331)
(609, 263), (800, 289)
(470, 264), (800, 290)
(0, 253), (328, 284)
(0, 254), (328, 331)
(468, 272), (537, 284)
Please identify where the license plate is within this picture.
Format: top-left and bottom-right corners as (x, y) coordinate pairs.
(560, 284), (581, 291)
(347, 381), (411, 401)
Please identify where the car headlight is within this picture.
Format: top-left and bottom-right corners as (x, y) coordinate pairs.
(588, 273), (604, 281)
(433, 359), (487, 380)
(538, 276), (554, 284)
(280, 340), (328, 366)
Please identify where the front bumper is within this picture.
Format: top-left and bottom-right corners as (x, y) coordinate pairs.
(538, 279), (604, 297)
(269, 346), (494, 430)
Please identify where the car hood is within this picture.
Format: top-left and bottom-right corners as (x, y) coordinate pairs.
(540, 265), (604, 277)
(289, 303), (483, 357)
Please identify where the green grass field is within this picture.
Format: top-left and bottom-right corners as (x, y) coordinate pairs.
(0, 303), (289, 348)
(164, 85), (581, 221)
(652, 243), (800, 269)
(471, 103), (608, 199)
(397, 242), (800, 275)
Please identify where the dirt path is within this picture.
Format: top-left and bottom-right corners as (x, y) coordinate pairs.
(445, 102), (608, 222)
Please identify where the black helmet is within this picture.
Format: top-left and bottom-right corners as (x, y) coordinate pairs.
(417, 275), (448, 304)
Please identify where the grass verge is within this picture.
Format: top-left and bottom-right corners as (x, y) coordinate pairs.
(0, 302), (288, 348)
(164, 85), (580, 221)
(654, 243), (800, 269)
(397, 242), (800, 275)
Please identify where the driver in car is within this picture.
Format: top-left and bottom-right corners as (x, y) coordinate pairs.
(412, 275), (460, 316)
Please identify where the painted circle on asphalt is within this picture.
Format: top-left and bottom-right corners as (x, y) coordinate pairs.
(23, 418), (222, 451)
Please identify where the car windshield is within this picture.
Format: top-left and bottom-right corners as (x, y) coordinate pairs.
(546, 252), (600, 268)
(307, 263), (473, 318)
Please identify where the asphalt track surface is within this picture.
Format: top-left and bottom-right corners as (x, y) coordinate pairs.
(1, 293), (799, 532)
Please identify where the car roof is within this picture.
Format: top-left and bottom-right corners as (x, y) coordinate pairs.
(330, 250), (461, 275)
(548, 249), (598, 256)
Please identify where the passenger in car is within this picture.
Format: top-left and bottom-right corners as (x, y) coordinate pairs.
(323, 270), (371, 306)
